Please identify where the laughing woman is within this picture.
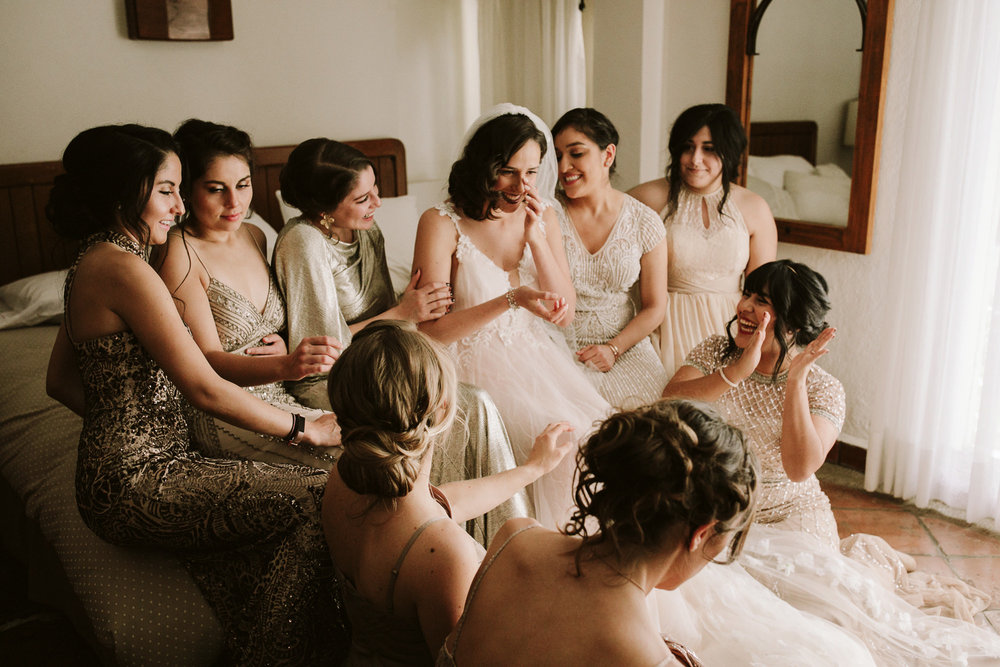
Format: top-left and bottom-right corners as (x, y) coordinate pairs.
(552, 108), (668, 408)
(273, 138), (528, 544)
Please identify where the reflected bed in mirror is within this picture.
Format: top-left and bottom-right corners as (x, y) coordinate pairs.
(726, 0), (895, 254)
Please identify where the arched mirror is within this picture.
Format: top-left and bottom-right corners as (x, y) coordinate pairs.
(726, 0), (893, 253)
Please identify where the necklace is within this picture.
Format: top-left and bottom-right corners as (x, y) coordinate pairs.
(601, 557), (645, 595)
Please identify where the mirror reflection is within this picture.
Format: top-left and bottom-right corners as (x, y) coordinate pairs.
(745, 0), (862, 228)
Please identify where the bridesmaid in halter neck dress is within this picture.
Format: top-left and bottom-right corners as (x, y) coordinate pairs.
(629, 104), (777, 377)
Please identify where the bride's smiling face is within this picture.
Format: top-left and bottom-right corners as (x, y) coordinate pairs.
(492, 140), (541, 211)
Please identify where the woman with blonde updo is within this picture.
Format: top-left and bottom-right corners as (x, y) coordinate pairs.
(321, 320), (573, 663)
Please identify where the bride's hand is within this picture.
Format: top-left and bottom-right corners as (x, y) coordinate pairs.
(524, 422), (575, 475)
(523, 184), (545, 244)
(788, 327), (835, 385)
(512, 286), (565, 323)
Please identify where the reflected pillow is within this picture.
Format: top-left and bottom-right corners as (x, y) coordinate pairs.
(746, 176), (798, 219)
(748, 154), (814, 189)
(0, 269), (68, 329)
(784, 171), (851, 226)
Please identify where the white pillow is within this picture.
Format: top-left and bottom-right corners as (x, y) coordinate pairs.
(246, 210), (280, 252)
(376, 196), (419, 294)
(784, 171), (851, 226)
(747, 154), (814, 189)
(0, 269), (67, 329)
(814, 163), (852, 182)
(275, 189), (301, 224)
(746, 176), (798, 219)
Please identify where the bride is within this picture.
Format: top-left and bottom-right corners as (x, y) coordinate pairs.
(412, 104), (610, 527)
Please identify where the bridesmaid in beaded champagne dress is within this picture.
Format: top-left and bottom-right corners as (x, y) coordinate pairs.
(665, 260), (1000, 665)
(413, 105), (612, 529)
(629, 104), (777, 377)
(551, 108), (669, 408)
(45, 125), (345, 665)
(272, 137), (528, 544)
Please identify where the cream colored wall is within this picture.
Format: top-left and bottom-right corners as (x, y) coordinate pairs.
(0, 0), (469, 182)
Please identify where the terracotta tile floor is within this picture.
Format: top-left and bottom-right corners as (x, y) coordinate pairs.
(817, 463), (1000, 636)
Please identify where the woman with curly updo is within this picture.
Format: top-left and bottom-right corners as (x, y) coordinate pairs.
(321, 320), (573, 663)
(438, 400), (755, 666)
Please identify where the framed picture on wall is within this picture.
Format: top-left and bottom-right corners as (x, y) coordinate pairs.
(125, 0), (234, 41)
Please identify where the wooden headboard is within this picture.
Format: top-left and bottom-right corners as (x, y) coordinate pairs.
(0, 137), (406, 286)
(749, 121), (818, 165)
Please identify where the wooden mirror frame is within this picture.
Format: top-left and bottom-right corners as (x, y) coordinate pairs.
(726, 0), (894, 254)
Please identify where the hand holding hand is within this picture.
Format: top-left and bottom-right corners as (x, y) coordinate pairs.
(525, 422), (575, 475)
(788, 327), (836, 385)
(512, 286), (565, 324)
(729, 312), (770, 381)
(301, 413), (342, 448)
(246, 333), (288, 357)
(577, 344), (615, 372)
(284, 336), (343, 380)
(397, 269), (452, 322)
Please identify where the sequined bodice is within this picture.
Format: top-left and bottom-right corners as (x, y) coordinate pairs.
(662, 185), (749, 294)
(561, 195), (664, 344)
(685, 336), (845, 529)
(207, 276), (285, 354)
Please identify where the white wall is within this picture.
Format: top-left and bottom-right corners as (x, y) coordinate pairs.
(0, 0), (470, 183)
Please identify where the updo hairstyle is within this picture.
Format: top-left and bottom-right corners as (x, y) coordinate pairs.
(328, 320), (457, 500)
(448, 113), (547, 221)
(664, 103), (747, 219)
(551, 107), (620, 176)
(725, 259), (831, 379)
(173, 119), (254, 203)
(46, 124), (178, 244)
(279, 138), (373, 221)
(566, 400), (757, 570)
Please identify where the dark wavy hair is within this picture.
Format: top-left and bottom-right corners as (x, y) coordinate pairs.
(725, 260), (831, 380)
(551, 107), (620, 176)
(46, 124), (178, 245)
(565, 400), (757, 574)
(328, 321), (457, 502)
(448, 113), (546, 221)
(279, 138), (373, 220)
(173, 119), (254, 202)
(664, 104), (747, 219)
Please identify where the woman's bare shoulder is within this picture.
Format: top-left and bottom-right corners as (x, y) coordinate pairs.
(627, 179), (669, 214)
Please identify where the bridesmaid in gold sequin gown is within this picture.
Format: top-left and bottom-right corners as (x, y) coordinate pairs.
(45, 125), (345, 665)
(273, 137), (529, 543)
(665, 259), (1000, 665)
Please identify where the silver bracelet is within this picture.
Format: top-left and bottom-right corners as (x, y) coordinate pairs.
(718, 367), (740, 389)
(505, 288), (519, 310)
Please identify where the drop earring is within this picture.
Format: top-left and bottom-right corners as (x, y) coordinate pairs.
(319, 213), (340, 244)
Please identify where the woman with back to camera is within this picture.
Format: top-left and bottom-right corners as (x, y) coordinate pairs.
(412, 104), (611, 528)
(629, 103), (777, 376)
(156, 119), (342, 469)
(321, 320), (573, 664)
(552, 107), (669, 407)
(273, 138), (528, 544)
(665, 259), (1000, 664)
(45, 124), (345, 665)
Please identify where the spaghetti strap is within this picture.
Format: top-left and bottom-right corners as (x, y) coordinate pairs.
(386, 516), (449, 612)
(178, 229), (213, 279)
(245, 223), (270, 264)
(447, 523), (539, 657)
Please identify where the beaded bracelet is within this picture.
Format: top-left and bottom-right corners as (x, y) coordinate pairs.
(505, 288), (519, 310)
(718, 367), (740, 389)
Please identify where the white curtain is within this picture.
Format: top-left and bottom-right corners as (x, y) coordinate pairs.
(476, 0), (586, 125)
(866, 0), (1000, 530)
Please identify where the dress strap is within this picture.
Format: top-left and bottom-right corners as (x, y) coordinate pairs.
(177, 228), (214, 279)
(245, 223), (270, 264)
(447, 523), (539, 657)
(386, 515), (449, 612)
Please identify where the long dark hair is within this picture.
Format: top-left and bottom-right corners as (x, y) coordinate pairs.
(725, 260), (831, 380)
(279, 138), (373, 220)
(448, 113), (546, 221)
(173, 119), (254, 202)
(664, 104), (746, 219)
(47, 124), (179, 245)
(565, 400), (757, 574)
(551, 107), (620, 176)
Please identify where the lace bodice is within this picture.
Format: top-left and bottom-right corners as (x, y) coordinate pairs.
(685, 336), (845, 536)
(560, 195), (664, 343)
(662, 185), (749, 294)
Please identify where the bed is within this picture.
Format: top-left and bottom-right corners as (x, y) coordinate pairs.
(745, 120), (852, 227)
(0, 137), (415, 666)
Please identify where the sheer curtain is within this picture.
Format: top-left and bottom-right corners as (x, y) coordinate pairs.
(866, 0), (1000, 530)
(476, 0), (586, 123)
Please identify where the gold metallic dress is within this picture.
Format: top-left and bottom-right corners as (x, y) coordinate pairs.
(67, 232), (346, 666)
(273, 217), (528, 544)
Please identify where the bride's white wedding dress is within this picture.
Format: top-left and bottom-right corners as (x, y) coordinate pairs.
(435, 201), (611, 529)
